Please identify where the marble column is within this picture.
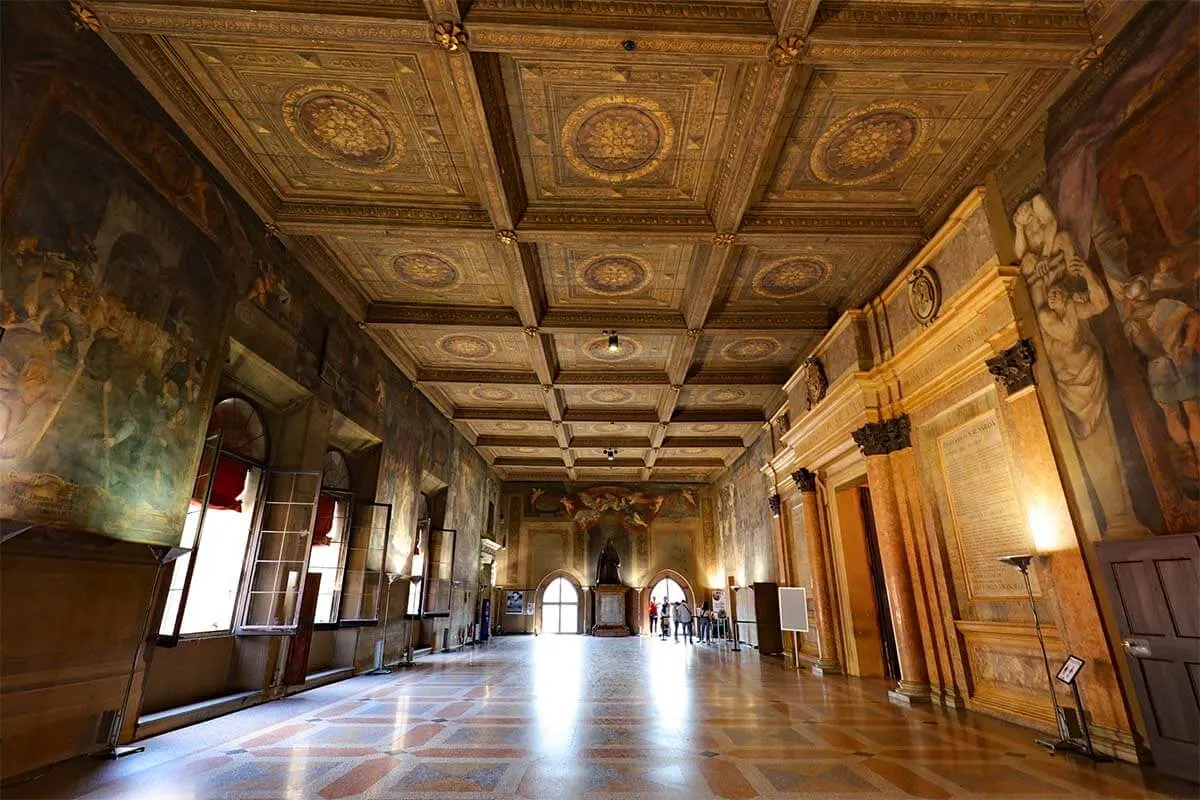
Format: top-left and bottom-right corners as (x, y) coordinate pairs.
(988, 339), (1136, 757)
(853, 417), (931, 704)
(792, 469), (841, 675)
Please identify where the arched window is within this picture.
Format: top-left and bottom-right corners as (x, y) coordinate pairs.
(160, 397), (268, 638)
(541, 577), (579, 634)
(650, 576), (687, 607)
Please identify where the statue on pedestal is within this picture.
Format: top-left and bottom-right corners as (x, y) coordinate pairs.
(595, 537), (622, 585)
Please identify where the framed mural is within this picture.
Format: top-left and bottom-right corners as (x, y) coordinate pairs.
(0, 108), (228, 544)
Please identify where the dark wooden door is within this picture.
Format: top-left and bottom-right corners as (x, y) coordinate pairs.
(1097, 533), (1199, 783)
(860, 487), (901, 681)
(282, 572), (322, 686)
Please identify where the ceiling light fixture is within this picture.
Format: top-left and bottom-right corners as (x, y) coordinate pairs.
(605, 330), (619, 352)
(603, 448), (618, 462)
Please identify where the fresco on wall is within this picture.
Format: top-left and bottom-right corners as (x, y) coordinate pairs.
(0, 113), (226, 543)
(712, 433), (777, 584)
(1021, 5), (1199, 535)
(525, 483), (699, 531)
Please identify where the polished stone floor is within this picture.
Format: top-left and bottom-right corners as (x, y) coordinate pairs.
(11, 636), (1190, 799)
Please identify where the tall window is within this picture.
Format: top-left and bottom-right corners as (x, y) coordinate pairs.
(406, 518), (430, 617)
(650, 577), (687, 608)
(160, 398), (268, 637)
(310, 450), (353, 625)
(541, 577), (579, 634)
(423, 528), (456, 616)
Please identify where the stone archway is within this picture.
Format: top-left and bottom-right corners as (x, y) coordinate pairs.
(642, 568), (696, 633)
(535, 569), (585, 634)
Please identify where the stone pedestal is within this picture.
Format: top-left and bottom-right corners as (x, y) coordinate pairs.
(592, 585), (630, 637)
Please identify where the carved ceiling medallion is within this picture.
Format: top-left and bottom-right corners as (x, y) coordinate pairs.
(470, 386), (514, 402)
(584, 334), (643, 362)
(563, 95), (675, 183)
(588, 387), (634, 404)
(811, 101), (928, 186)
(705, 387), (747, 404)
(576, 254), (652, 296)
(282, 84), (404, 174)
(390, 252), (461, 291)
(721, 337), (780, 361)
(907, 265), (942, 326)
(437, 334), (495, 360)
(752, 257), (829, 298)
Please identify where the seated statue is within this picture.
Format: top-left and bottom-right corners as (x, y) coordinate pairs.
(595, 538), (622, 585)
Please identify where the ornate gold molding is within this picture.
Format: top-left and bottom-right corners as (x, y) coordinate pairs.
(434, 21), (468, 51)
(70, 2), (100, 33)
(769, 34), (806, 66)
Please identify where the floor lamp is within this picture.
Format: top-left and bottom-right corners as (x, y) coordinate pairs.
(997, 554), (1108, 761)
(99, 544), (190, 759)
(366, 572), (401, 675)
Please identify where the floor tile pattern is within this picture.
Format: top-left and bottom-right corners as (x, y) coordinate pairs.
(10, 636), (1191, 799)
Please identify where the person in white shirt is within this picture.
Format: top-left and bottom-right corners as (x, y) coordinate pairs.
(676, 601), (694, 644)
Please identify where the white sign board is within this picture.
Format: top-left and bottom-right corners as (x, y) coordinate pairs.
(778, 586), (809, 632)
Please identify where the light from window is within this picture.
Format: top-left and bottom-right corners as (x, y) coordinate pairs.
(310, 494), (350, 624)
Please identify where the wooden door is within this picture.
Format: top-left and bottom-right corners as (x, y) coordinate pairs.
(1097, 534), (1199, 782)
(282, 572), (322, 686)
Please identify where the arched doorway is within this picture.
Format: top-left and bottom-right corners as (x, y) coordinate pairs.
(649, 574), (691, 608)
(540, 577), (580, 634)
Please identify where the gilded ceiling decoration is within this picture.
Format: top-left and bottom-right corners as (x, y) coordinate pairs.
(752, 256), (828, 298)
(587, 388), (634, 405)
(563, 95), (675, 183)
(583, 335), (642, 362)
(438, 334), (496, 360)
(390, 252), (461, 291)
(93, 0), (1095, 480)
(721, 337), (781, 362)
(576, 254), (653, 296)
(470, 386), (516, 403)
(811, 100), (928, 186)
(282, 84), (404, 174)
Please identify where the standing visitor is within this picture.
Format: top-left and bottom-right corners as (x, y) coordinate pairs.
(677, 600), (694, 644)
(672, 601), (682, 642)
(660, 599), (672, 639)
(648, 597), (658, 636)
(698, 599), (712, 643)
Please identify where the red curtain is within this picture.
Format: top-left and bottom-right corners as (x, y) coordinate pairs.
(208, 455), (250, 512)
(312, 493), (335, 547)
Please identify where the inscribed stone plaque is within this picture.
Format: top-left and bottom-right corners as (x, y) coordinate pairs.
(599, 593), (622, 625)
(937, 412), (1035, 598)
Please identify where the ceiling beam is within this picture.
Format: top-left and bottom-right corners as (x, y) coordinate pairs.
(662, 436), (745, 449)
(417, 369), (540, 385)
(476, 436), (560, 449)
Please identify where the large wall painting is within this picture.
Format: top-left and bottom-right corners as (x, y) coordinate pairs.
(1, 112), (228, 543)
(1019, 5), (1199, 535)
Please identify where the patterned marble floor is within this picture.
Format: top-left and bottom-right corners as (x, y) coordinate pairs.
(11, 636), (1191, 799)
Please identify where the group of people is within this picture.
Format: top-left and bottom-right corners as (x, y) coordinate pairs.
(647, 597), (717, 644)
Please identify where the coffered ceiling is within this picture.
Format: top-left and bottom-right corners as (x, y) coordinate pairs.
(88, 0), (1103, 482)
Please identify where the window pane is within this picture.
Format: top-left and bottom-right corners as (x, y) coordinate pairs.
(159, 435), (220, 637)
(178, 465), (263, 635)
(241, 470), (320, 630)
(339, 503), (391, 622)
(543, 604), (560, 634)
(424, 529), (455, 615)
(310, 495), (350, 624)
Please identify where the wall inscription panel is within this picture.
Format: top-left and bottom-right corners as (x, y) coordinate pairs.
(937, 412), (1034, 599)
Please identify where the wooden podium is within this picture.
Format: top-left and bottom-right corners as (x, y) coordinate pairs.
(592, 585), (630, 636)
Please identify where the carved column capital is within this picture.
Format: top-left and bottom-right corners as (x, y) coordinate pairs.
(791, 468), (817, 493)
(986, 339), (1037, 394)
(768, 494), (782, 517)
(852, 416), (911, 456)
(434, 21), (468, 52)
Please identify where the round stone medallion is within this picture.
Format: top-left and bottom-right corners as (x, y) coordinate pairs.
(587, 387), (633, 405)
(563, 95), (675, 183)
(576, 255), (652, 296)
(705, 387), (747, 404)
(584, 334), (642, 362)
(438, 334), (495, 360)
(721, 337), (780, 362)
(470, 386), (514, 403)
(282, 84), (404, 174)
(752, 257), (828, 298)
(811, 101), (927, 186)
(390, 252), (460, 291)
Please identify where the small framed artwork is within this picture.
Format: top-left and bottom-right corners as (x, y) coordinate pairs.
(1056, 655), (1084, 685)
